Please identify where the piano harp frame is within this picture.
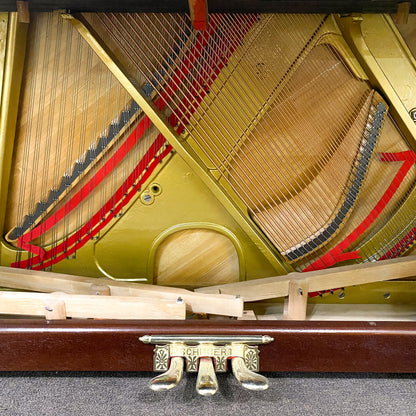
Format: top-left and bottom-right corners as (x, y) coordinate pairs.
(0, 3), (415, 373)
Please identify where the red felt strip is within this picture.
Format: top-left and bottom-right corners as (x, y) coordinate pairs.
(12, 141), (172, 269)
(17, 118), (151, 256)
(15, 19), (221, 260)
(304, 150), (416, 274)
(13, 14), (258, 270)
(188, 0), (208, 31)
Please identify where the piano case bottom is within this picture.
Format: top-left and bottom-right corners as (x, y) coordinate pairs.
(0, 319), (414, 373)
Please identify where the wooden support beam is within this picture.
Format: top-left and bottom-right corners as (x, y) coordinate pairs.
(0, 266), (243, 317)
(0, 291), (186, 319)
(44, 295), (66, 320)
(285, 279), (309, 320)
(238, 310), (257, 320)
(89, 284), (111, 296)
(196, 256), (416, 302)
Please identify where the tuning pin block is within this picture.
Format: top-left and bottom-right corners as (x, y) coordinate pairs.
(140, 334), (273, 396)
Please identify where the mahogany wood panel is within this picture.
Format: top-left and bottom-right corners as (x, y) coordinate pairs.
(0, 319), (414, 373)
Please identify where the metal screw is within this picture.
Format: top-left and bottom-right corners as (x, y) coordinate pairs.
(45, 307), (53, 312)
(234, 295), (241, 300)
(143, 194), (152, 203)
(176, 297), (183, 304)
(383, 292), (391, 300)
(338, 291), (345, 299)
(298, 288), (303, 296)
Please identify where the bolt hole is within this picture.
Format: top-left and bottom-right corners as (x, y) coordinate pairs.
(149, 183), (162, 196)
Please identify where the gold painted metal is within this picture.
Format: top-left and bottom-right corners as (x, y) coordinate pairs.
(337, 14), (416, 151)
(360, 14), (416, 113)
(93, 150), (278, 284)
(0, 148), (173, 279)
(0, 14), (8, 99)
(64, 13), (290, 276)
(0, 13), (28, 250)
(176, 14), (412, 269)
(67, 11), (416, 279)
(82, 12), (413, 274)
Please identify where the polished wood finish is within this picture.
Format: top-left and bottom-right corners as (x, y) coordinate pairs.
(0, 319), (414, 372)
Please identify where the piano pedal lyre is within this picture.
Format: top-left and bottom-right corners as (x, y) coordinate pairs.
(139, 335), (273, 396)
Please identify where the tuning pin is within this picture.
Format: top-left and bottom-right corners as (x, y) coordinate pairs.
(196, 357), (218, 396)
(149, 356), (184, 391)
(231, 357), (269, 391)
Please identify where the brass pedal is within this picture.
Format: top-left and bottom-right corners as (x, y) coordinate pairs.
(231, 356), (269, 391)
(140, 334), (273, 396)
(149, 356), (184, 392)
(196, 357), (218, 396)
